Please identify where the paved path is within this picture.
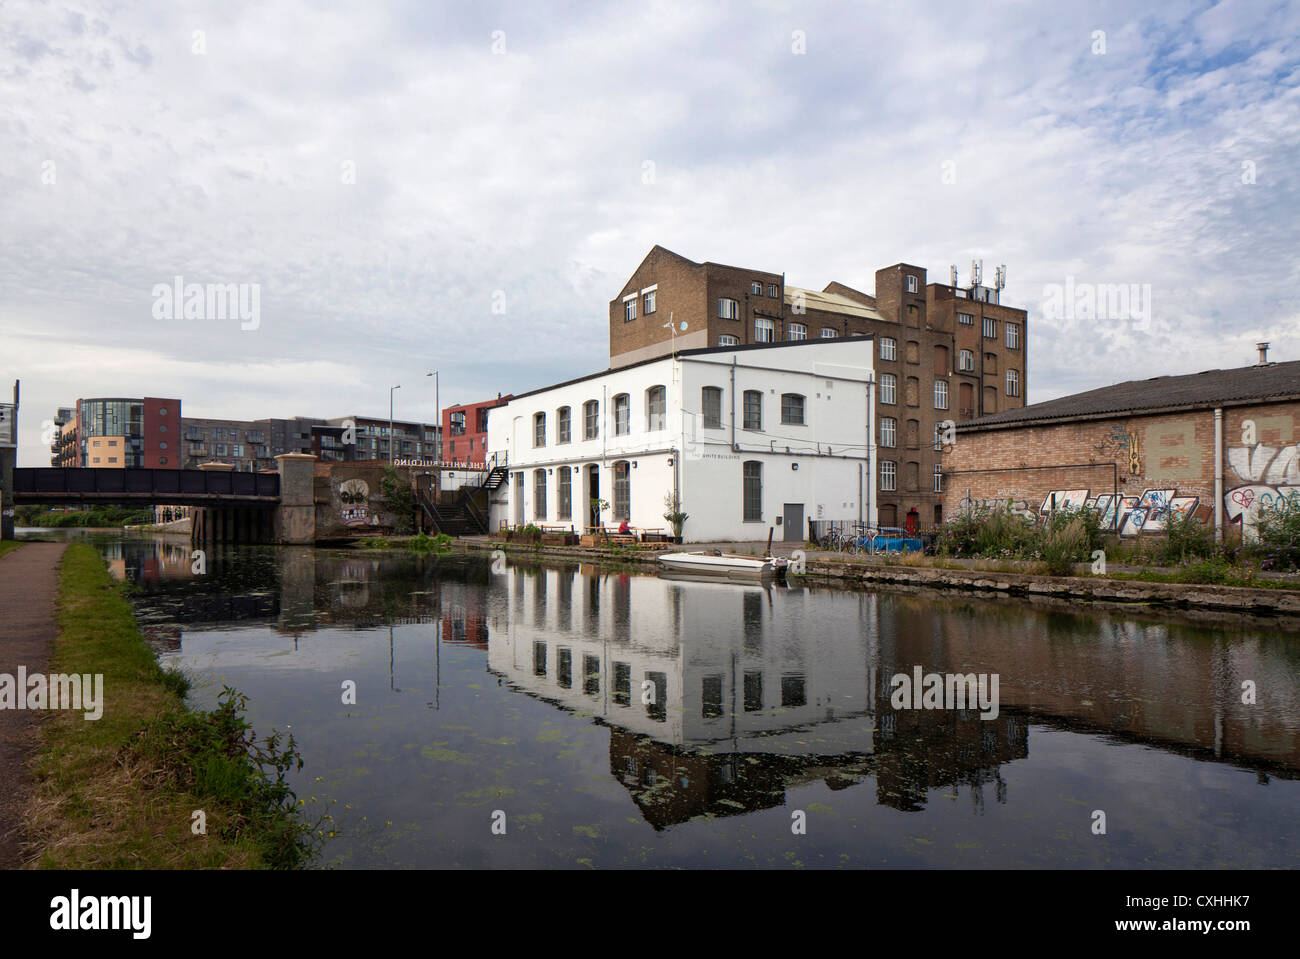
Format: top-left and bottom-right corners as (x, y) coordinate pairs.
(0, 542), (67, 868)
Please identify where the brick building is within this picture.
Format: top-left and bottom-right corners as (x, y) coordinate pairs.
(607, 246), (1029, 527)
(943, 351), (1300, 540)
(442, 395), (510, 466)
(50, 397), (182, 468)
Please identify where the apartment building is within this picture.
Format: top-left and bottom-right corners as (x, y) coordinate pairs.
(607, 246), (1028, 528)
(486, 338), (875, 541)
(442, 395), (511, 466)
(327, 415), (441, 464)
(49, 397), (183, 469)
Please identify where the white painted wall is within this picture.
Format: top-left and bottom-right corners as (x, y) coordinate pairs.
(486, 339), (875, 541)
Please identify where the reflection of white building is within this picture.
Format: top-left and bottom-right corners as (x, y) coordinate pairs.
(487, 565), (878, 752)
(486, 338), (876, 541)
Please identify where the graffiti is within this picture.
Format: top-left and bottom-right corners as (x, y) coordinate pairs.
(1228, 442), (1300, 486)
(337, 478), (378, 528)
(1224, 483), (1300, 540)
(1093, 425), (1141, 475)
(957, 495), (1037, 521)
(1038, 489), (1089, 514)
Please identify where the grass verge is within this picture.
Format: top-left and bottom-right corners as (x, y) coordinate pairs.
(24, 543), (322, 868)
(0, 541), (24, 559)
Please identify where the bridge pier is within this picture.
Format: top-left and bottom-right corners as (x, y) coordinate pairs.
(274, 453), (317, 544)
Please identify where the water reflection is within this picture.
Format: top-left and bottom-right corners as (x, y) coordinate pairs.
(94, 534), (1300, 867)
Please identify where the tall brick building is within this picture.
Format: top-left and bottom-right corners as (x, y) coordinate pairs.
(607, 246), (1029, 527)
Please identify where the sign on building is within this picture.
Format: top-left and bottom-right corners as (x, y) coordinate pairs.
(0, 403), (15, 446)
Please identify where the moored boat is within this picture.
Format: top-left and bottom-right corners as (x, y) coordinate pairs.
(657, 549), (788, 579)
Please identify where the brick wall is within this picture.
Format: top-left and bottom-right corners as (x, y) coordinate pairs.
(943, 400), (1300, 533)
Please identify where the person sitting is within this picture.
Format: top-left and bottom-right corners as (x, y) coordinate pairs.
(618, 518), (632, 535)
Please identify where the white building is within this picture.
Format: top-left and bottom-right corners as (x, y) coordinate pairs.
(486, 338), (876, 542)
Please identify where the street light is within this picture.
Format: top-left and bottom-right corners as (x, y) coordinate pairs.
(389, 384), (401, 465)
(425, 371), (439, 463)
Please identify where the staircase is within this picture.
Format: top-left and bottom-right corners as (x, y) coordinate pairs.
(483, 465), (508, 491)
(419, 486), (489, 537)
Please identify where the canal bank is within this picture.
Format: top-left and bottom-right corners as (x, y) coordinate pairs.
(14, 543), (320, 869)
(454, 537), (1300, 619)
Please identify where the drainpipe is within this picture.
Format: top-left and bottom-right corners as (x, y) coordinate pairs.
(1214, 407), (1223, 543)
(730, 357), (738, 452)
(866, 376), (874, 525)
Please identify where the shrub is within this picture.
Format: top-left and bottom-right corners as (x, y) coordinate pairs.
(1039, 515), (1090, 576)
(1251, 497), (1300, 570)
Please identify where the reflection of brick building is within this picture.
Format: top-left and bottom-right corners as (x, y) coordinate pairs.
(607, 246), (1029, 527)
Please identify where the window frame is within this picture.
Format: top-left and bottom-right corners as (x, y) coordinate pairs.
(934, 379), (949, 410)
(880, 416), (897, 448)
(645, 385), (666, 432)
(583, 400), (599, 440)
(702, 387), (723, 430)
(533, 412), (546, 447)
(754, 317), (774, 342)
(880, 460), (897, 492)
(613, 393), (630, 436)
(880, 337), (896, 361)
(879, 373), (897, 405)
(742, 460), (762, 522)
(557, 406), (571, 444)
(780, 393), (805, 426)
(742, 390), (762, 431)
(718, 297), (739, 320)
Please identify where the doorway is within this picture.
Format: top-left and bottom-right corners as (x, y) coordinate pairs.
(586, 464), (601, 529)
(783, 503), (804, 542)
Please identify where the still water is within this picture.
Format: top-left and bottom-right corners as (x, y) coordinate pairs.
(75, 533), (1300, 867)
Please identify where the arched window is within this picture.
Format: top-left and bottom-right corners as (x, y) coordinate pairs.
(645, 386), (666, 431)
(557, 467), (572, 519)
(742, 461), (762, 521)
(780, 393), (805, 425)
(613, 394), (630, 435)
(742, 390), (762, 430)
(533, 412), (546, 447)
(613, 461), (631, 520)
(583, 400), (599, 440)
(557, 406), (571, 443)
(533, 469), (547, 519)
(702, 387), (723, 429)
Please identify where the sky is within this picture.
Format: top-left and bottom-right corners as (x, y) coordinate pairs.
(2, 0), (1298, 466)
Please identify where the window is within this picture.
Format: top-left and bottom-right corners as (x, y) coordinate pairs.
(583, 400), (599, 440)
(1007, 323), (1019, 349)
(450, 411), (466, 435)
(751, 281), (762, 295)
(881, 416), (897, 448)
(787, 322), (807, 341)
(158, 407), (168, 415)
(623, 296), (636, 322)
(533, 470), (546, 519)
(880, 460), (897, 492)
(781, 393), (805, 425)
(934, 463), (944, 493)
(934, 424), (944, 450)
(613, 394), (630, 435)
(743, 461), (762, 521)
(767, 284), (779, 298)
(557, 467), (571, 519)
(880, 337), (896, 361)
(643, 289), (656, 314)
(1007, 368), (1020, 397)
(718, 298), (739, 319)
(719, 334), (739, 346)
(906, 275), (918, 293)
(958, 312), (974, 326)
(646, 386), (666, 431)
(743, 390), (762, 430)
(702, 387), (723, 429)
(533, 412), (546, 447)
(821, 328), (837, 338)
(557, 406), (571, 443)
(159, 424), (167, 432)
(983, 317), (996, 338)
(934, 380), (949, 410)
(880, 373), (897, 405)
(613, 460), (630, 520)
(958, 349), (974, 371)
(755, 317), (774, 342)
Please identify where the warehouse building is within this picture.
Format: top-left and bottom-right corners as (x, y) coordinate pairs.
(943, 347), (1300, 540)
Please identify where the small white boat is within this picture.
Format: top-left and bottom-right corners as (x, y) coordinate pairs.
(657, 550), (788, 579)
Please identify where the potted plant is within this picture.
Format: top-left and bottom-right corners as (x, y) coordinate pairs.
(663, 492), (689, 544)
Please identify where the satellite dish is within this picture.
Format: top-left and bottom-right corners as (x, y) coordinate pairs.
(679, 321), (688, 331)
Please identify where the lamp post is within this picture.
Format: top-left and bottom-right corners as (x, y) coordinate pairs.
(426, 371), (439, 463)
(389, 384), (401, 465)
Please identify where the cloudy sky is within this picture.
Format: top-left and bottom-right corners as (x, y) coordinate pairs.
(3, 0), (1298, 465)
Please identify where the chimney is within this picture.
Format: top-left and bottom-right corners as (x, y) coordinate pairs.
(1257, 342), (1270, 365)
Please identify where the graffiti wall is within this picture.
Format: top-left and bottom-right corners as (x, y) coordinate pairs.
(1225, 441), (1300, 539)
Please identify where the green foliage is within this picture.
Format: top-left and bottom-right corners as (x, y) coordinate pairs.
(17, 505), (156, 528)
(663, 492), (688, 537)
(522, 523), (542, 538)
(128, 686), (323, 869)
(937, 504), (1106, 574)
(1251, 497), (1300, 570)
(409, 531), (452, 554)
(380, 467), (417, 535)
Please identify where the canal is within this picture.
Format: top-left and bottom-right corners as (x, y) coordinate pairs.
(34, 530), (1300, 868)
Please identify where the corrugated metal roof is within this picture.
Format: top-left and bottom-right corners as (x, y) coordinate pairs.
(961, 360), (1300, 432)
(784, 286), (886, 322)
